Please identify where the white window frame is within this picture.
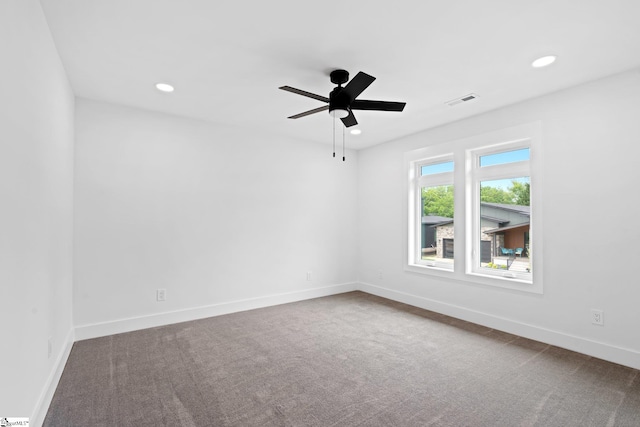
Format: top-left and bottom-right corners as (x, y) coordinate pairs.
(414, 155), (455, 271)
(467, 142), (532, 283)
(404, 122), (543, 294)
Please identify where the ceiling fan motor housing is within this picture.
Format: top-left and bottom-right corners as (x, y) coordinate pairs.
(329, 87), (351, 116)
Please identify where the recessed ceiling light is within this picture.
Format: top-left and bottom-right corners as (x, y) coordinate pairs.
(531, 55), (557, 68)
(155, 83), (174, 92)
(350, 129), (362, 135)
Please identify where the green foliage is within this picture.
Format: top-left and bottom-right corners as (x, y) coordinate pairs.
(480, 186), (513, 204)
(422, 185), (454, 217)
(511, 181), (530, 205)
(422, 180), (530, 219)
(480, 180), (530, 206)
(486, 262), (508, 270)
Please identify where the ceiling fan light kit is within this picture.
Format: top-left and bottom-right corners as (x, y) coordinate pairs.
(280, 69), (406, 160)
(330, 108), (350, 119)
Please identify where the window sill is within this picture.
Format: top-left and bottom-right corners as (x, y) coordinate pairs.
(406, 262), (454, 276)
(405, 262), (542, 294)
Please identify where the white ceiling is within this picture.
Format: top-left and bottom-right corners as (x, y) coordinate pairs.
(40, 0), (640, 150)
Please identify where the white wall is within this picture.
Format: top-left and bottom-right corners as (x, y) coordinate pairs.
(0, 0), (75, 421)
(73, 99), (358, 335)
(357, 70), (640, 369)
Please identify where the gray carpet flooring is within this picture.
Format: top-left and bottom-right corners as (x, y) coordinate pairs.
(45, 291), (640, 426)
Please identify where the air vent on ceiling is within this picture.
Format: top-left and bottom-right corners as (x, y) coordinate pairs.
(446, 93), (478, 107)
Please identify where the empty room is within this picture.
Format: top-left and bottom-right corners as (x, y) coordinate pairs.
(2, 0), (640, 426)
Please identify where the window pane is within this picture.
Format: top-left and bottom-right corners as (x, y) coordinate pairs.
(421, 161), (454, 176)
(479, 177), (531, 273)
(480, 148), (530, 167)
(421, 185), (454, 268)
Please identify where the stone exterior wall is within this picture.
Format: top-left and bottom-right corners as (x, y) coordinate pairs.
(435, 224), (454, 258)
(494, 233), (505, 257)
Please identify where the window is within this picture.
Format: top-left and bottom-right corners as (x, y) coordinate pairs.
(405, 122), (542, 293)
(417, 159), (454, 270)
(469, 146), (531, 282)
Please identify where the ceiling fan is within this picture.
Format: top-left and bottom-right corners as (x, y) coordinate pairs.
(279, 69), (406, 128)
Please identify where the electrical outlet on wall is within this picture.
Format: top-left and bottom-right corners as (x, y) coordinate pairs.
(157, 289), (166, 302)
(591, 309), (604, 325)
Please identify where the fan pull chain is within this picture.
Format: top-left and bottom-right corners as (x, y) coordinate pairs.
(332, 116), (336, 158)
(342, 125), (345, 161)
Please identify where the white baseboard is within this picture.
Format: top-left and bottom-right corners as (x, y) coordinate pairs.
(75, 283), (358, 341)
(357, 282), (640, 371)
(31, 327), (75, 427)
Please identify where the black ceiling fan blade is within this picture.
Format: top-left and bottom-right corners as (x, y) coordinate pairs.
(279, 86), (329, 103)
(288, 105), (329, 119)
(351, 99), (406, 112)
(342, 72), (376, 100)
(340, 110), (358, 127)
